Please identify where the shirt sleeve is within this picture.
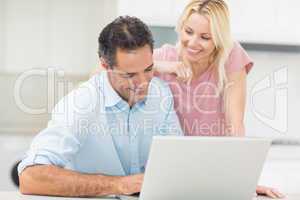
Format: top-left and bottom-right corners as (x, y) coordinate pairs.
(225, 42), (254, 74)
(17, 83), (94, 174)
(153, 44), (179, 61)
(153, 44), (179, 81)
(17, 125), (81, 174)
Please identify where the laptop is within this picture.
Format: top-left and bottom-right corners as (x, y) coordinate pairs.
(119, 136), (271, 200)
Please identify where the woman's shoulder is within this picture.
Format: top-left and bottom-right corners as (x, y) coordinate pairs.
(153, 43), (179, 61)
(225, 41), (254, 74)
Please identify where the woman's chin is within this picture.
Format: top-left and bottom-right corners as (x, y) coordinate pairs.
(184, 52), (209, 63)
(185, 54), (201, 62)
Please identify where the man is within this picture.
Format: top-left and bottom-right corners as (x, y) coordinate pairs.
(18, 16), (182, 197)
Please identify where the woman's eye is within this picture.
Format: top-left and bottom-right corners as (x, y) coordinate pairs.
(202, 36), (210, 40)
(185, 29), (193, 35)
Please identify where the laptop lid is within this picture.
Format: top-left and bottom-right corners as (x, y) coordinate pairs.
(140, 136), (271, 200)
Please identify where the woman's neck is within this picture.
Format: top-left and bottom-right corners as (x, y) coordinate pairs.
(190, 59), (211, 79)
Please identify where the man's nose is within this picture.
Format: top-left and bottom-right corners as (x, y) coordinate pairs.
(134, 73), (149, 88)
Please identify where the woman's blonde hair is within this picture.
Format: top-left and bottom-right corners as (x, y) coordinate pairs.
(176, 0), (234, 91)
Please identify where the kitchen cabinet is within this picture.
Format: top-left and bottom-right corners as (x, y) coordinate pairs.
(227, 0), (300, 45)
(117, 0), (190, 27)
(118, 0), (300, 45)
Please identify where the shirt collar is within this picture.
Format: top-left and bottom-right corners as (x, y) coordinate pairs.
(103, 71), (122, 108)
(102, 71), (150, 108)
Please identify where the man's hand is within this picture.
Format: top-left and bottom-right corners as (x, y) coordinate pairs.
(117, 174), (144, 195)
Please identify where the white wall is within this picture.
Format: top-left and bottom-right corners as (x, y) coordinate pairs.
(245, 49), (300, 138)
(0, 0), (118, 133)
(0, 0), (117, 74)
(0, 0), (4, 70)
(0, 0), (118, 190)
(0, 133), (34, 190)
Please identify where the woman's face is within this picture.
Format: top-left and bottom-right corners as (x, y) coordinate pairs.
(180, 13), (216, 63)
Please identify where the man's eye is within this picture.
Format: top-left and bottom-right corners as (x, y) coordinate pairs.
(145, 66), (153, 72)
(122, 74), (135, 78)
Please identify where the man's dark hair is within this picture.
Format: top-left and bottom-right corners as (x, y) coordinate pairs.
(98, 16), (154, 68)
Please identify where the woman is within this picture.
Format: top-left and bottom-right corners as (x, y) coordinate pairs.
(153, 0), (284, 198)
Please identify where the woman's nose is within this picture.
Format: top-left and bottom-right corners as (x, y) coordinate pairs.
(188, 36), (201, 47)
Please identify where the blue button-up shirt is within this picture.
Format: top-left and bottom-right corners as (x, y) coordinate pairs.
(18, 71), (183, 176)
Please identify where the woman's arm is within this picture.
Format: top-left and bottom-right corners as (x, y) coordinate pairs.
(224, 69), (286, 198)
(154, 61), (178, 73)
(224, 68), (247, 136)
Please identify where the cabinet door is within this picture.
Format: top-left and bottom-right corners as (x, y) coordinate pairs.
(228, 0), (277, 43)
(228, 0), (300, 45)
(276, 0), (300, 44)
(118, 0), (173, 26)
(172, 0), (191, 27)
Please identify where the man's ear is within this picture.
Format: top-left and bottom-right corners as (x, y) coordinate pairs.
(100, 58), (109, 69)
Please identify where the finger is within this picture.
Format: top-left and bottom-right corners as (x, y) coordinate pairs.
(256, 186), (268, 194)
(176, 76), (185, 83)
(266, 190), (278, 199)
(187, 78), (192, 85)
(181, 68), (189, 82)
(176, 64), (188, 80)
(185, 70), (193, 83)
(177, 70), (188, 83)
(178, 69), (186, 81)
(185, 70), (191, 80)
(187, 70), (193, 83)
(271, 189), (285, 198)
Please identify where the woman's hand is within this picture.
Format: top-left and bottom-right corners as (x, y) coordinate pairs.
(256, 185), (285, 199)
(173, 61), (193, 83)
(154, 61), (193, 83)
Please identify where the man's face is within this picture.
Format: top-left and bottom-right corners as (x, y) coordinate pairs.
(107, 45), (154, 106)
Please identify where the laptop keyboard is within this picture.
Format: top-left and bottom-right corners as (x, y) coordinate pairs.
(116, 196), (139, 200)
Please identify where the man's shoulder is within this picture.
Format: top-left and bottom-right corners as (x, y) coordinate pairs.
(52, 73), (105, 117)
(147, 77), (174, 107)
(150, 77), (172, 95)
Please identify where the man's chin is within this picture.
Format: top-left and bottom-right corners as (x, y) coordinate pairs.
(132, 93), (147, 104)
(127, 89), (148, 105)
(135, 95), (146, 102)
